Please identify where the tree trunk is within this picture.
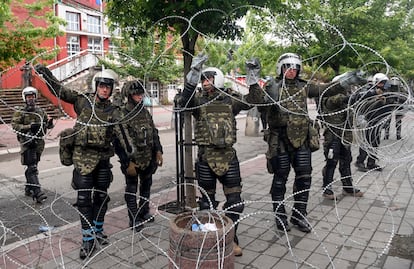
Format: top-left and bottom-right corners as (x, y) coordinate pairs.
(181, 30), (198, 208)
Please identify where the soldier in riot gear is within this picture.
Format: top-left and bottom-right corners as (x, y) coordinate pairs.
(383, 77), (406, 140)
(11, 86), (54, 203)
(179, 55), (263, 257)
(114, 80), (163, 232)
(263, 53), (366, 233)
(35, 65), (135, 260)
(354, 72), (388, 172)
(319, 74), (364, 200)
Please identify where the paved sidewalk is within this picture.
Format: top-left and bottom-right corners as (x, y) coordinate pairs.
(1, 107), (414, 268)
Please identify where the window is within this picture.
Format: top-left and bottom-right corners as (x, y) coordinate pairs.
(87, 15), (101, 34)
(67, 35), (80, 56)
(149, 81), (159, 99)
(66, 12), (80, 31)
(108, 40), (118, 55)
(88, 37), (102, 54)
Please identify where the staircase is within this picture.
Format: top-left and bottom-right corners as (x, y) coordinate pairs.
(0, 88), (63, 124)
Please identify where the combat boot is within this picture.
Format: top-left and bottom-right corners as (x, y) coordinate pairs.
(355, 162), (368, 172)
(276, 217), (291, 232)
(129, 218), (144, 232)
(322, 188), (336, 200)
(343, 187), (364, 197)
(32, 190), (47, 203)
(366, 163), (382, 172)
(233, 243), (242, 256)
(139, 212), (154, 223)
(95, 231), (109, 245)
(79, 239), (96, 260)
(273, 203), (290, 231)
(291, 187), (312, 233)
(290, 216), (312, 233)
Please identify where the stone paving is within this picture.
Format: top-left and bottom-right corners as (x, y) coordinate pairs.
(1, 109), (414, 268)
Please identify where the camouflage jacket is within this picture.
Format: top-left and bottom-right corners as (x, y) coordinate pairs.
(115, 102), (163, 170)
(265, 78), (340, 154)
(11, 105), (51, 154)
(320, 93), (353, 145)
(48, 86), (134, 175)
(179, 82), (263, 175)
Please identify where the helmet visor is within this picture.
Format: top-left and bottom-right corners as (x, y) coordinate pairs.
(201, 71), (216, 81)
(282, 63), (300, 70)
(95, 77), (114, 89)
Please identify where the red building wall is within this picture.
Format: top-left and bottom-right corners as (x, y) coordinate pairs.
(2, 0), (108, 89)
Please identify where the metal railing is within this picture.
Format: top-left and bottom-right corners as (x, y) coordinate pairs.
(47, 50), (100, 81)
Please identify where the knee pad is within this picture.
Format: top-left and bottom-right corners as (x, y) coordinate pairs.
(224, 193), (244, 214)
(270, 176), (287, 196)
(270, 153), (290, 179)
(77, 191), (92, 208)
(221, 161), (241, 188)
(96, 166), (112, 190)
(295, 177), (312, 192)
(94, 191), (110, 206)
(72, 169), (93, 190)
(196, 161), (216, 190)
(294, 148), (312, 173)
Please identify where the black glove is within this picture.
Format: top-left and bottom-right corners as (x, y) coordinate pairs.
(334, 70), (367, 89)
(34, 64), (61, 91)
(264, 76), (279, 102)
(245, 57), (261, 86)
(30, 123), (41, 133)
(186, 54), (208, 86)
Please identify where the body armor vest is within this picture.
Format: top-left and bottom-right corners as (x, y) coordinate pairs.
(123, 104), (154, 168)
(268, 80), (310, 148)
(15, 106), (48, 141)
(195, 102), (236, 148)
(74, 99), (113, 149)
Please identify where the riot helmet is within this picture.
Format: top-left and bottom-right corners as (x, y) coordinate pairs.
(22, 86), (38, 107)
(201, 67), (224, 90)
(384, 76), (401, 91)
(276, 53), (302, 78)
(372, 73), (389, 87)
(91, 69), (118, 97)
(122, 80), (146, 104)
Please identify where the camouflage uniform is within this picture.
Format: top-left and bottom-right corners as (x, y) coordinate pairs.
(114, 99), (163, 230)
(264, 77), (339, 232)
(11, 104), (52, 201)
(36, 65), (133, 259)
(179, 80), (263, 246)
(320, 92), (363, 198)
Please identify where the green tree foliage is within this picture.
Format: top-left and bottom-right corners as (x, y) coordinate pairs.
(0, 0), (63, 72)
(106, 0), (278, 79)
(272, 0), (414, 79)
(103, 31), (182, 85)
